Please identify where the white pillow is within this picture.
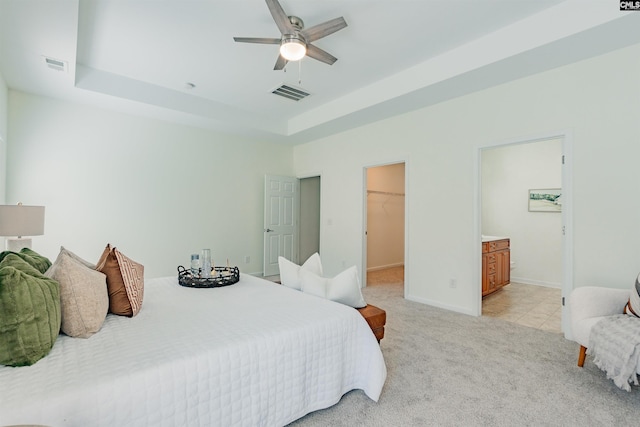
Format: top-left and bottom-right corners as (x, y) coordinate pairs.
(278, 252), (323, 290)
(300, 265), (367, 308)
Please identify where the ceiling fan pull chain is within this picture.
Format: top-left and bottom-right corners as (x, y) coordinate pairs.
(298, 59), (302, 85)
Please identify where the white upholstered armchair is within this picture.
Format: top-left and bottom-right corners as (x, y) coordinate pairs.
(569, 286), (631, 367)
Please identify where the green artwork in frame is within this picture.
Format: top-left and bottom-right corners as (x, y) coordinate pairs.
(528, 188), (561, 212)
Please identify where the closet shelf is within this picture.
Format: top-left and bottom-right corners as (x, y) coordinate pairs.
(367, 190), (405, 197)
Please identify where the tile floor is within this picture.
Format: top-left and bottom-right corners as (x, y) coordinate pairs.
(367, 267), (562, 334)
(482, 282), (562, 333)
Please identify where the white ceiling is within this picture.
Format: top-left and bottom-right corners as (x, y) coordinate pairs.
(1, 0), (639, 144)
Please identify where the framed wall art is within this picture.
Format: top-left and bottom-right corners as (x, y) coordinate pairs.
(528, 188), (561, 212)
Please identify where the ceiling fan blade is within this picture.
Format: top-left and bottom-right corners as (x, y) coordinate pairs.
(274, 54), (288, 71)
(301, 17), (347, 42)
(233, 37), (281, 44)
(266, 0), (293, 35)
(305, 44), (338, 65)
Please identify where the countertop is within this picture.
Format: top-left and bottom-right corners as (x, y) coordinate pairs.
(481, 235), (509, 243)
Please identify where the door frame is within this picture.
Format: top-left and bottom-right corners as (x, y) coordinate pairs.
(362, 159), (409, 296)
(475, 129), (573, 338)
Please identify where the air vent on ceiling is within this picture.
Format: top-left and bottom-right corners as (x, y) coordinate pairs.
(42, 56), (67, 72)
(271, 84), (310, 101)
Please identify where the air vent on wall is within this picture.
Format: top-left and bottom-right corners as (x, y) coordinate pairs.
(271, 84), (310, 101)
(42, 56), (67, 72)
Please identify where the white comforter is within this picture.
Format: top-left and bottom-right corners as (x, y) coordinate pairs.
(0, 274), (386, 426)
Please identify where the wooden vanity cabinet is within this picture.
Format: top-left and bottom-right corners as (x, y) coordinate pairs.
(482, 238), (510, 297)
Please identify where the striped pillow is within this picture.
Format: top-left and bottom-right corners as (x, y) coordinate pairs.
(624, 273), (640, 318)
(97, 244), (145, 317)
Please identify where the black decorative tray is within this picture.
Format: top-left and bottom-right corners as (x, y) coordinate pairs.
(177, 265), (240, 288)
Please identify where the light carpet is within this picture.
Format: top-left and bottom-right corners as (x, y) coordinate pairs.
(290, 280), (640, 426)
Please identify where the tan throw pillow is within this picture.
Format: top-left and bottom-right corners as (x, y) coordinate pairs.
(58, 246), (97, 270)
(97, 244), (144, 317)
(46, 249), (108, 338)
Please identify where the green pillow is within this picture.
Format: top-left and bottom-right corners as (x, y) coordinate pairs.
(0, 248), (52, 274)
(0, 256), (61, 366)
(0, 253), (45, 277)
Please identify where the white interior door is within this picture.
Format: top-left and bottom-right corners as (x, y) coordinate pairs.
(263, 175), (298, 276)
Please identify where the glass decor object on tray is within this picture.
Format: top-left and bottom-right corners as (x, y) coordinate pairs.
(177, 265), (240, 288)
(190, 253), (200, 276)
(201, 249), (212, 278)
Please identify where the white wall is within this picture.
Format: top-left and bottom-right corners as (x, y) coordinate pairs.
(6, 91), (293, 277)
(0, 72), (7, 204)
(482, 138), (562, 287)
(367, 163), (405, 271)
(294, 43), (640, 316)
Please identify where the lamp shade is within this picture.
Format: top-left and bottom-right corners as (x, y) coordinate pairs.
(0, 205), (45, 237)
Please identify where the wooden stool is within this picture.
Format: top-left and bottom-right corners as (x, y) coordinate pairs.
(356, 304), (386, 343)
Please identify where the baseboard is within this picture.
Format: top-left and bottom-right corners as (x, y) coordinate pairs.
(405, 294), (477, 317)
(510, 276), (561, 289)
(367, 262), (404, 273)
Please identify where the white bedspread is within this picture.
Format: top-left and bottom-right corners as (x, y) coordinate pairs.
(0, 274), (386, 426)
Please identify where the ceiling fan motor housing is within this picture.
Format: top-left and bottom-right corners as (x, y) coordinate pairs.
(288, 15), (304, 30)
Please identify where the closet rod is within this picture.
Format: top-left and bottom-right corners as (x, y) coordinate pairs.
(367, 190), (405, 197)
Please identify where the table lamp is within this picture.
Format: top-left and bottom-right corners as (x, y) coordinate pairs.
(0, 203), (45, 251)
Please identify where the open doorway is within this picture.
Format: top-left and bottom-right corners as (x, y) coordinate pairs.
(480, 137), (564, 333)
(299, 176), (321, 261)
(364, 163), (405, 290)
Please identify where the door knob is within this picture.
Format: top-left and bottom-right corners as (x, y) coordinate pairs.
(265, 228), (274, 232)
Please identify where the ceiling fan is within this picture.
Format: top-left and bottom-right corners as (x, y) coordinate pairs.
(233, 0), (347, 70)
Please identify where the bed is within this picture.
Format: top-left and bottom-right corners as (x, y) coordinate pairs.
(0, 273), (386, 426)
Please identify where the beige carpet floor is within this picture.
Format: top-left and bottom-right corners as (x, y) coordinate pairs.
(289, 269), (640, 426)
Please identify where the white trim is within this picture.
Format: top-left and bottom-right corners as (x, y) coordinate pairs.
(473, 143), (482, 316)
(406, 294), (476, 317)
(510, 277), (562, 289)
(561, 130), (574, 340)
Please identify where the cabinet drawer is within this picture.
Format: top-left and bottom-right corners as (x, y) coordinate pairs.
(486, 253), (496, 264)
(494, 239), (510, 250)
(486, 239), (510, 252)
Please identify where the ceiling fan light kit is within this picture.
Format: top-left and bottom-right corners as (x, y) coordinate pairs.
(280, 35), (306, 61)
(234, 0), (347, 71)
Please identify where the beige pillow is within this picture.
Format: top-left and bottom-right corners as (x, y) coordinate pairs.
(58, 246), (97, 269)
(97, 244), (144, 317)
(46, 249), (108, 338)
